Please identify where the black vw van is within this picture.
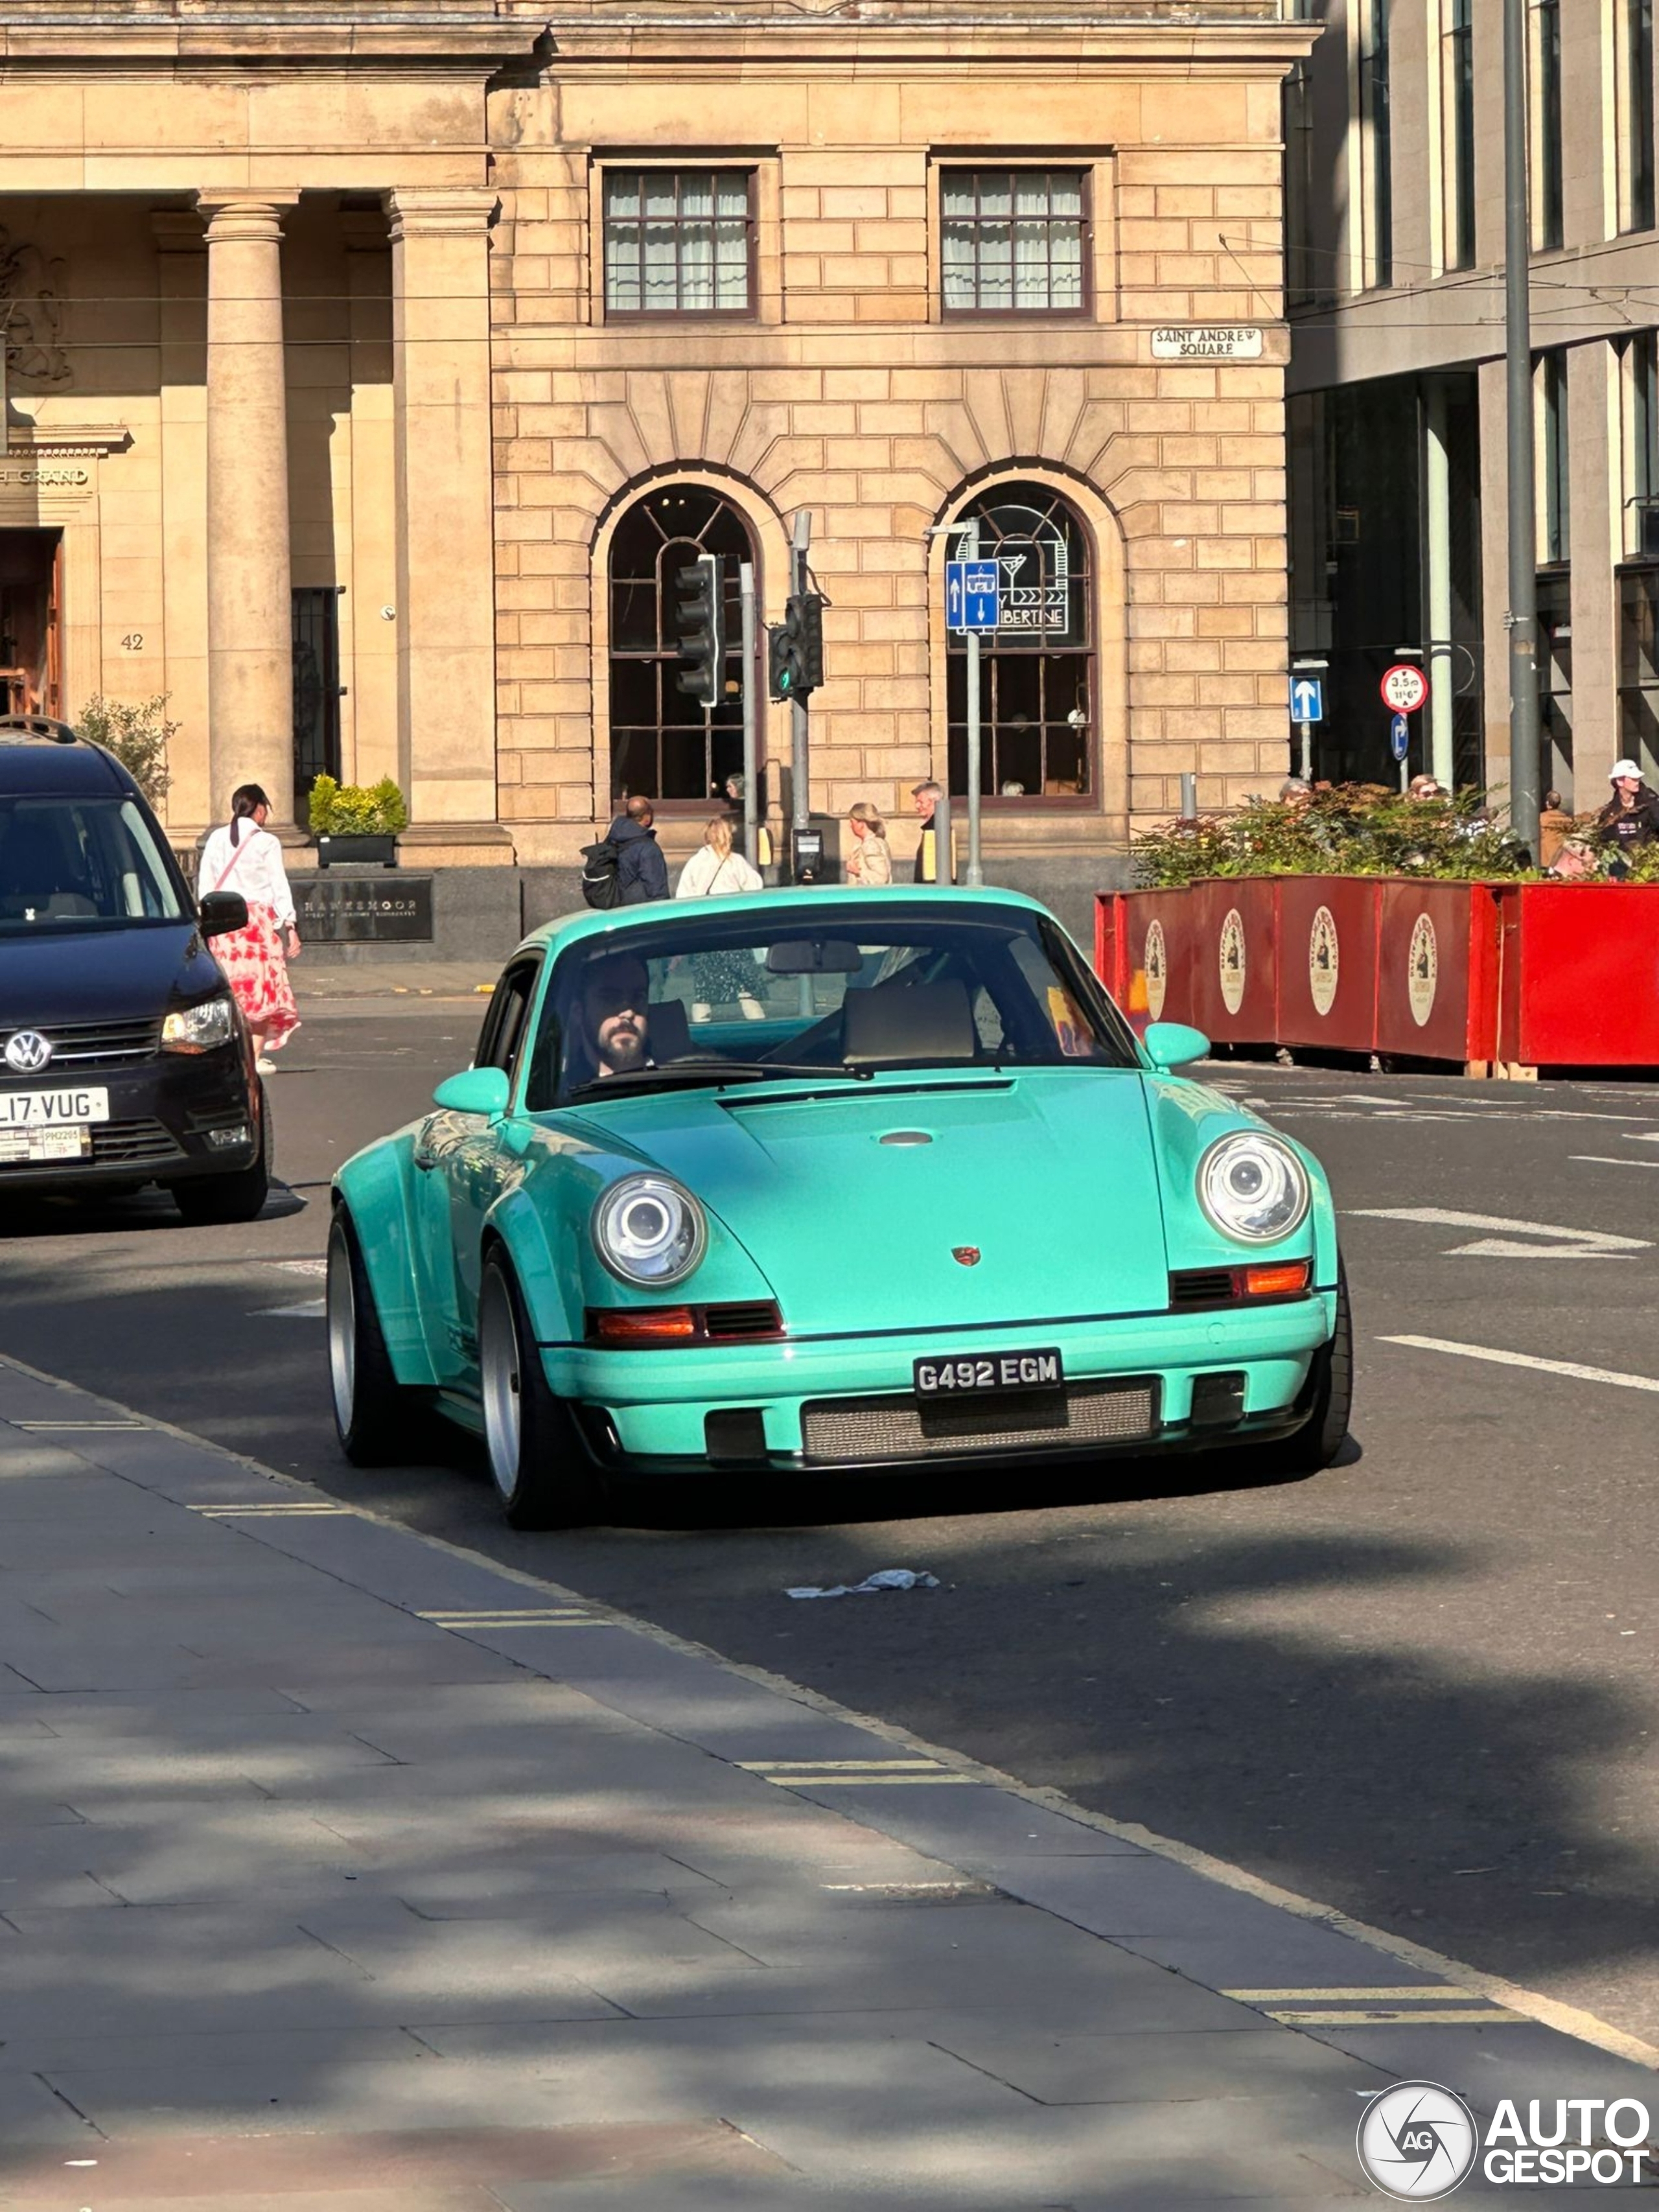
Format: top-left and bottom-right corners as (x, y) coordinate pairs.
(0, 719), (269, 1222)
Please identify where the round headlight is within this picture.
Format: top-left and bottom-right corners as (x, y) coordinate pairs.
(1197, 1132), (1310, 1244)
(592, 1174), (706, 1287)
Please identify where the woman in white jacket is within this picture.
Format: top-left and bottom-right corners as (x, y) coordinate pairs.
(198, 784), (301, 1073)
(675, 815), (763, 1022)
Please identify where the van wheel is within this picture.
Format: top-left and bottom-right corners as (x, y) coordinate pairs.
(478, 1250), (607, 1530)
(328, 1205), (421, 1465)
(174, 1091), (270, 1224)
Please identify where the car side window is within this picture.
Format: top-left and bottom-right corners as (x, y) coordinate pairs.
(475, 962), (540, 1080)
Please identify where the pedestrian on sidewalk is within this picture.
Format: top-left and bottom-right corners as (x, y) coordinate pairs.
(197, 784), (301, 1075)
(1538, 789), (1573, 870)
(845, 801), (893, 887)
(911, 779), (942, 881)
(675, 815), (765, 1023)
(605, 794), (669, 904)
(1595, 761), (1659, 867)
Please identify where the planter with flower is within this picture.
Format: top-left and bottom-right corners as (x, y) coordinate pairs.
(308, 776), (408, 869)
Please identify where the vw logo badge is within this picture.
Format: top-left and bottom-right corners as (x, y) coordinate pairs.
(4, 1030), (52, 1074)
(951, 1246), (981, 1267)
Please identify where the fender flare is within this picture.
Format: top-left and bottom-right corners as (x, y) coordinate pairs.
(334, 1141), (440, 1388)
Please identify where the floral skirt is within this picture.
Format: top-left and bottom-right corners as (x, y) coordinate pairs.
(212, 901), (300, 1051)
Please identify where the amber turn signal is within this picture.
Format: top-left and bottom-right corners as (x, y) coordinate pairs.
(1242, 1261), (1311, 1299)
(591, 1307), (697, 1344)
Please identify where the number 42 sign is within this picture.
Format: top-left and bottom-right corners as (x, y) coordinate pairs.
(1380, 662), (1430, 714)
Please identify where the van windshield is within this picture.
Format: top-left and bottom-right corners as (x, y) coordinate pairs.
(0, 797), (187, 933)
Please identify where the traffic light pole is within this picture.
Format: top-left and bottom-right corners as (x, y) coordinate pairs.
(738, 560), (759, 868)
(789, 511), (811, 870)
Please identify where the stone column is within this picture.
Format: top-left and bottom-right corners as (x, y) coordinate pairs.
(384, 187), (498, 830)
(196, 192), (299, 828)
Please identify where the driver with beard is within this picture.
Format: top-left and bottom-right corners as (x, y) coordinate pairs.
(576, 953), (654, 1080)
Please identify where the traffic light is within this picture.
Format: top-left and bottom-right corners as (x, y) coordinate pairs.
(674, 553), (725, 709)
(767, 592), (825, 703)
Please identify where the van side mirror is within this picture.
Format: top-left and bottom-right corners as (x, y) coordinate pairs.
(433, 1066), (511, 1119)
(199, 891), (249, 938)
(1143, 1021), (1211, 1070)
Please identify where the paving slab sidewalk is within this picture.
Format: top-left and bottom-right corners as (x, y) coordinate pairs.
(0, 1358), (1651, 2211)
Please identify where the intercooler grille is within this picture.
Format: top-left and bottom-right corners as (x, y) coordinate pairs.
(801, 1379), (1158, 1464)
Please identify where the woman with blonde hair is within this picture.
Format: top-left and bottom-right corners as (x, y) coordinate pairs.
(844, 801), (893, 887)
(675, 813), (764, 1021)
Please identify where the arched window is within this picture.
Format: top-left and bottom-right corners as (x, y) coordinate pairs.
(946, 482), (1093, 803)
(608, 484), (755, 805)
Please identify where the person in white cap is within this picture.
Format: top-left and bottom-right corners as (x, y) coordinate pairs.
(1594, 760), (1659, 865)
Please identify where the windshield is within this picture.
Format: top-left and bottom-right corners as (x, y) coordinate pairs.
(0, 797), (187, 933)
(526, 902), (1139, 1108)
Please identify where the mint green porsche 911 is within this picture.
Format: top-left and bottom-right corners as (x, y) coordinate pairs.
(326, 887), (1351, 1527)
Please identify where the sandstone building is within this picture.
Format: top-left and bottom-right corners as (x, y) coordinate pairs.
(0, 0), (1312, 903)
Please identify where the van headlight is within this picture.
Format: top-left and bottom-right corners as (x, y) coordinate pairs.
(592, 1174), (706, 1287)
(1197, 1132), (1310, 1244)
(161, 994), (236, 1054)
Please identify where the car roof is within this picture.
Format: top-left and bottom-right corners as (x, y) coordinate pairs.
(512, 884), (1060, 964)
(0, 734), (133, 797)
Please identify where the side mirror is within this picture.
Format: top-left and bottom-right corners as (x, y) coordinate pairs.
(433, 1066), (511, 1118)
(199, 891), (249, 938)
(1143, 1021), (1211, 1071)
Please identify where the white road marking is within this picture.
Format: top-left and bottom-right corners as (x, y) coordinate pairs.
(253, 1299), (327, 1318)
(1570, 1156), (1659, 1171)
(270, 1257), (328, 1277)
(1381, 1335), (1659, 1395)
(1347, 1207), (1651, 1259)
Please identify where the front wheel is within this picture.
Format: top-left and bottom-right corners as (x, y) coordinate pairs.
(327, 1205), (421, 1465)
(1249, 1263), (1354, 1478)
(478, 1250), (606, 1530)
(174, 1090), (270, 1225)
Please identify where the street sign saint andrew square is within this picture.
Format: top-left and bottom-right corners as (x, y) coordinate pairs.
(946, 559), (1000, 632)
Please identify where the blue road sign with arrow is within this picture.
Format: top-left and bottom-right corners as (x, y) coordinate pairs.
(1391, 712), (1411, 762)
(1290, 674), (1325, 723)
(946, 559), (1001, 633)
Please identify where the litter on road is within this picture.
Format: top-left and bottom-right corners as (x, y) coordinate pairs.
(786, 1568), (942, 1599)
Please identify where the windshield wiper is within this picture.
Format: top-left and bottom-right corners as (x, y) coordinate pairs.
(564, 1058), (873, 1101)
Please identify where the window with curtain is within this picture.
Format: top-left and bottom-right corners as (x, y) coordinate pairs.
(607, 485), (754, 805)
(1618, 0), (1656, 235)
(1358, 0), (1393, 288)
(944, 483), (1094, 803)
(603, 170), (754, 317)
(1530, 0), (1563, 250)
(1441, 0), (1476, 271)
(940, 170), (1089, 315)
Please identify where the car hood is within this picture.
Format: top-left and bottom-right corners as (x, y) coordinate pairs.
(0, 922), (222, 1027)
(568, 1069), (1172, 1331)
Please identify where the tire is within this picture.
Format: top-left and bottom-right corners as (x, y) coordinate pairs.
(478, 1248), (607, 1530)
(327, 1204), (422, 1465)
(174, 1087), (270, 1225)
(1251, 1262), (1354, 1478)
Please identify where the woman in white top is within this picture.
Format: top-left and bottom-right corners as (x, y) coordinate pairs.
(844, 801), (894, 887)
(198, 784), (302, 1072)
(674, 814), (764, 1023)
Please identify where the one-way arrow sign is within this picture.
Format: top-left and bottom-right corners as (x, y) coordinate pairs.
(1290, 676), (1325, 723)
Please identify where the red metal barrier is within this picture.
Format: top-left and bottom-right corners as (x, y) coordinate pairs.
(1495, 884), (1659, 1066)
(1273, 877), (1382, 1052)
(1187, 879), (1279, 1046)
(1375, 881), (1501, 1067)
(1102, 889), (1205, 1034)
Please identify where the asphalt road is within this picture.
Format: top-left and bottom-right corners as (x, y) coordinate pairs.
(2, 995), (1656, 2049)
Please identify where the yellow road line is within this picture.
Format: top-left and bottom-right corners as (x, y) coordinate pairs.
(196, 1502), (354, 1517)
(738, 1758), (947, 1772)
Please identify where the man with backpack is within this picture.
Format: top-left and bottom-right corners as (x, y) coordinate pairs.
(581, 793), (669, 909)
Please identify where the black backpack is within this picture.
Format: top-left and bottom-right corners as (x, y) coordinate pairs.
(579, 837), (622, 910)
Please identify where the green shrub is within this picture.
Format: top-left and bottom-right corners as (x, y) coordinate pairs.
(1133, 784), (1536, 889)
(75, 694), (178, 809)
(308, 774), (408, 839)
